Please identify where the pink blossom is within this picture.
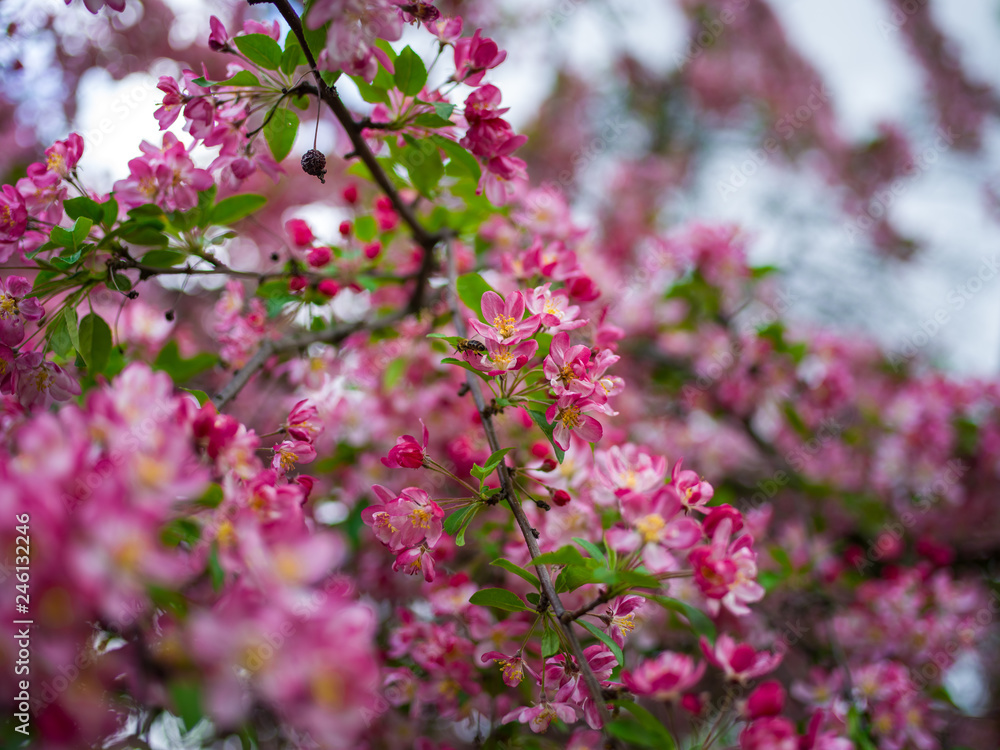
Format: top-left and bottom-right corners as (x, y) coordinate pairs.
(594, 445), (666, 495)
(0, 185), (28, 242)
(382, 421), (428, 468)
(546, 393), (603, 449)
(154, 76), (185, 129)
(669, 457), (715, 513)
(502, 701), (577, 734)
(65, 0), (126, 13)
(603, 595), (644, 648)
(525, 283), (585, 332)
(363, 485), (444, 552)
(0, 276), (44, 346)
(393, 546), (436, 582)
(621, 651), (705, 701)
(43, 133), (84, 178)
(617, 488), (702, 559)
(481, 651), (525, 687)
(744, 680), (786, 719)
(453, 29), (506, 86)
(286, 400), (323, 442)
(699, 634), (784, 684)
(14, 352), (80, 409)
(469, 290), (540, 344)
(543, 331), (594, 398)
(427, 15), (463, 42)
(272, 440), (317, 475)
(307, 0), (403, 81)
(689, 518), (764, 616)
(207, 15), (231, 51)
(17, 165), (67, 224)
(464, 336), (538, 376)
(113, 133), (212, 212)
(739, 716), (798, 750)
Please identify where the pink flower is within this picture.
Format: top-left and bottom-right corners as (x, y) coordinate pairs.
(286, 399), (323, 442)
(42, 133), (84, 178)
(543, 331), (594, 397)
(502, 702), (577, 734)
(739, 716), (798, 750)
(13, 352), (80, 409)
(154, 77), (186, 129)
(617, 488), (702, 558)
(307, 0), (403, 81)
(362, 485), (444, 552)
(689, 518), (764, 616)
(468, 290), (539, 344)
(113, 133), (213, 212)
(382, 421), (428, 469)
(0, 185), (28, 242)
(65, 0), (126, 13)
(481, 651), (525, 687)
(453, 29), (507, 86)
(699, 634), (784, 684)
(393, 546), (436, 582)
(669, 458), (715, 513)
(546, 393), (603, 449)
(463, 336), (538, 376)
(272, 440), (317, 475)
(428, 15), (463, 42)
(621, 651), (705, 702)
(207, 15), (231, 51)
(603, 595), (643, 648)
(744, 680), (786, 719)
(463, 84), (508, 124)
(0, 276), (44, 347)
(525, 283), (585, 332)
(286, 218), (315, 248)
(594, 445), (666, 495)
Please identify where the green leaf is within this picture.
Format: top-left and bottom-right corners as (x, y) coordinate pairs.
(234, 33), (282, 70)
(264, 107), (300, 163)
(153, 340), (219, 382)
(532, 545), (587, 567)
(211, 194), (267, 225)
(430, 134), (481, 180)
(394, 46), (427, 96)
(101, 197), (119, 227)
(469, 588), (530, 612)
(641, 594), (717, 643)
(63, 308), (80, 352)
(443, 504), (480, 546)
(141, 249), (187, 267)
(280, 41), (306, 75)
(78, 313), (112, 373)
(607, 718), (664, 748)
(541, 625), (560, 658)
(413, 112), (455, 129)
(63, 196), (103, 224)
(490, 558), (540, 588)
(169, 681), (204, 731)
(71, 217), (93, 246)
(120, 224), (168, 247)
(180, 387), (211, 407)
(555, 562), (601, 593)
(528, 408), (566, 464)
(383, 357), (406, 389)
(440, 356), (492, 382)
(48, 311), (73, 358)
(300, 20), (328, 61)
(208, 541), (225, 591)
(433, 102), (455, 120)
(482, 447), (514, 475)
(351, 75), (390, 104)
(610, 701), (676, 749)
(49, 225), (74, 249)
(354, 215), (378, 242)
(162, 518), (201, 547)
(572, 537), (606, 564)
(578, 619), (624, 668)
(455, 272), (495, 323)
(402, 141), (444, 196)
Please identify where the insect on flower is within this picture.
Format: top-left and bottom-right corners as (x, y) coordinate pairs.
(454, 338), (487, 355)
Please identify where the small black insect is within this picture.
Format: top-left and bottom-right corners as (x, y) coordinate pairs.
(454, 338), (487, 355)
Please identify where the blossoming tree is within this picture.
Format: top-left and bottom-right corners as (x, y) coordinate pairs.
(2, 1), (999, 749)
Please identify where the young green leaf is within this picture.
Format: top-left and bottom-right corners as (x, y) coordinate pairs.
(528, 408), (566, 463)
(78, 313), (112, 373)
(532, 545), (587, 567)
(541, 625), (560, 658)
(578, 619), (624, 668)
(455, 272), (496, 323)
(264, 107), (300, 163)
(490, 558), (540, 588)
(469, 588), (531, 612)
(211, 194), (267, 225)
(640, 593), (717, 643)
(572, 537), (606, 564)
(234, 33), (282, 70)
(394, 46), (427, 96)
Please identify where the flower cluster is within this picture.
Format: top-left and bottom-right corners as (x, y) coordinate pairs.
(363, 484), (445, 581)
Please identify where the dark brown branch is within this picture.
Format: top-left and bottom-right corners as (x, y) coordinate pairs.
(444, 240), (618, 742)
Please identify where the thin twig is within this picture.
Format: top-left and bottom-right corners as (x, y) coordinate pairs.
(444, 238), (619, 742)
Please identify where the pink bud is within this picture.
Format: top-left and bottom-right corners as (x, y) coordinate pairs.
(552, 489), (571, 507)
(317, 279), (340, 297)
(339, 220), (352, 236)
(539, 458), (557, 472)
(681, 693), (703, 716)
(307, 246), (332, 268)
(530, 442), (550, 459)
(285, 218), (314, 248)
(745, 680), (785, 719)
(702, 504), (744, 538)
(288, 276), (307, 292)
(343, 184), (358, 204)
(364, 242), (381, 259)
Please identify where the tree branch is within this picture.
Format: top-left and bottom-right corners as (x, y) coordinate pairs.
(444, 239), (619, 741)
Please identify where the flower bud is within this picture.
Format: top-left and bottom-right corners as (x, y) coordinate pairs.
(552, 489), (571, 507)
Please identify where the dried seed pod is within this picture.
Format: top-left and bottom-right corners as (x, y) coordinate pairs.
(301, 148), (327, 184)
